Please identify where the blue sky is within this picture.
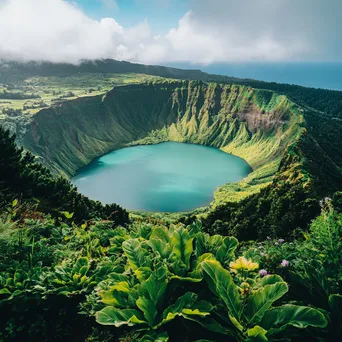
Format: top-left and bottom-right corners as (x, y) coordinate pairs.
(0, 0), (341, 65)
(74, 0), (189, 34)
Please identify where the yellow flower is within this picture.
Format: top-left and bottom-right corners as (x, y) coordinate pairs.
(229, 256), (259, 273)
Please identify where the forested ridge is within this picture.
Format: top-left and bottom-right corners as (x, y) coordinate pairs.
(2, 58), (342, 119)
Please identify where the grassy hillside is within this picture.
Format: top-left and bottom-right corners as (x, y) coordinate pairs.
(0, 73), (160, 115)
(2, 58), (342, 120)
(20, 80), (303, 206)
(0, 59), (241, 84)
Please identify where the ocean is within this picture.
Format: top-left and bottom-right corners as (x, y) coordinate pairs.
(167, 62), (342, 91)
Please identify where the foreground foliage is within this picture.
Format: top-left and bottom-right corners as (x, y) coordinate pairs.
(0, 198), (341, 341)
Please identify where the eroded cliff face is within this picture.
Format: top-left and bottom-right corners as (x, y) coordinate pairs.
(21, 80), (303, 204)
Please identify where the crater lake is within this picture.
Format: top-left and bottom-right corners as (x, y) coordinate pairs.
(72, 142), (252, 212)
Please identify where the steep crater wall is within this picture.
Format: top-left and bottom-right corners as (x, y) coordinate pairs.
(21, 80), (303, 205)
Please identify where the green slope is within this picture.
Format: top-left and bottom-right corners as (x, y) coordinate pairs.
(0, 59), (241, 84)
(21, 80), (303, 205)
(1, 72), (340, 239)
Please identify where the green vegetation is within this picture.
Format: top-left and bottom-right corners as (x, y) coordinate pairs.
(0, 126), (128, 224)
(0, 177), (341, 341)
(7, 78), (337, 238)
(0, 73), (160, 115)
(0, 66), (340, 242)
(0, 59), (240, 84)
(0, 60), (342, 341)
(0, 121), (341, 341)
(19, 81), (302, 194)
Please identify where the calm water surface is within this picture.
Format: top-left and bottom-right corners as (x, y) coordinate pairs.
(72, 142), (252, 212)
(168, 62), (342, 91)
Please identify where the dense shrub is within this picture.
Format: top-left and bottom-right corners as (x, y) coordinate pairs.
(1, 207), (341, 341)
(0, 126), (128, 225)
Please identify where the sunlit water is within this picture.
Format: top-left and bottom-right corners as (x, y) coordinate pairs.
(72, 142), (252, 212)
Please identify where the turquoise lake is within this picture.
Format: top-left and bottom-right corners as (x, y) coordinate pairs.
(72, 142), (252, 212)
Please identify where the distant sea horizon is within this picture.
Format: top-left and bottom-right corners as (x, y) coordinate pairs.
(166, 62), (342, 91)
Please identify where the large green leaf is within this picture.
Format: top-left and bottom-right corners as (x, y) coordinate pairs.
(139, 267), (167, 301)
(108, 230), (130, 254)
(162, 292), (197, 317)
(137, 267), (168, 326)
(150, 226), (171, 243)
(170, 227), (194, 270)
(100, 281), (129, 296)
(108, 272), (131, 283)
(194, 232), (208, 258)
(257, 275), (284, 287)
(329, 294), (342, 316)
(170, 275), (202, 283)
(136, 296), (158, 327)
(158, 292), (211, 328)
(202, 260), (242, 321)
(61, 211), (74, 219)
(135, 267), (153, 282)
(148, 239), (171, 259)
(100, 291), (121, 306)
(195, 234), (237, 265)
(215, 236), (238, 265)
(229, 313), (244, 332)
(246, 325), (268, 342)
(0, 288), (11, 295)
(208, 235), (224, 249)
(72, 257), (89, 276)
(182, 308), (211, 317)
(245, 282), (288, 326)
(262, 304), (328, 335)
(187, 220), (203, 236)
(188, 253), (215, 279)
(122, 239), (151, 271)
(99, 281), (137, 308)
(96, 307), (146, 327)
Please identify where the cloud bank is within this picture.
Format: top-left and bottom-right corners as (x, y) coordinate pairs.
(0, 0), (340, 64)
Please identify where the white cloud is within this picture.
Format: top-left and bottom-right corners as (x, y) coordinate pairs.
(0, 0), (339, 65)
(0, 0), (125, 63)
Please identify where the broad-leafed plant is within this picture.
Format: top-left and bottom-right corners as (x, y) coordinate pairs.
(95, 224), (216, 341)
(94, 223), (327, 341)
(200, 260), (327, 341)
(0, 261), (48, 305)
